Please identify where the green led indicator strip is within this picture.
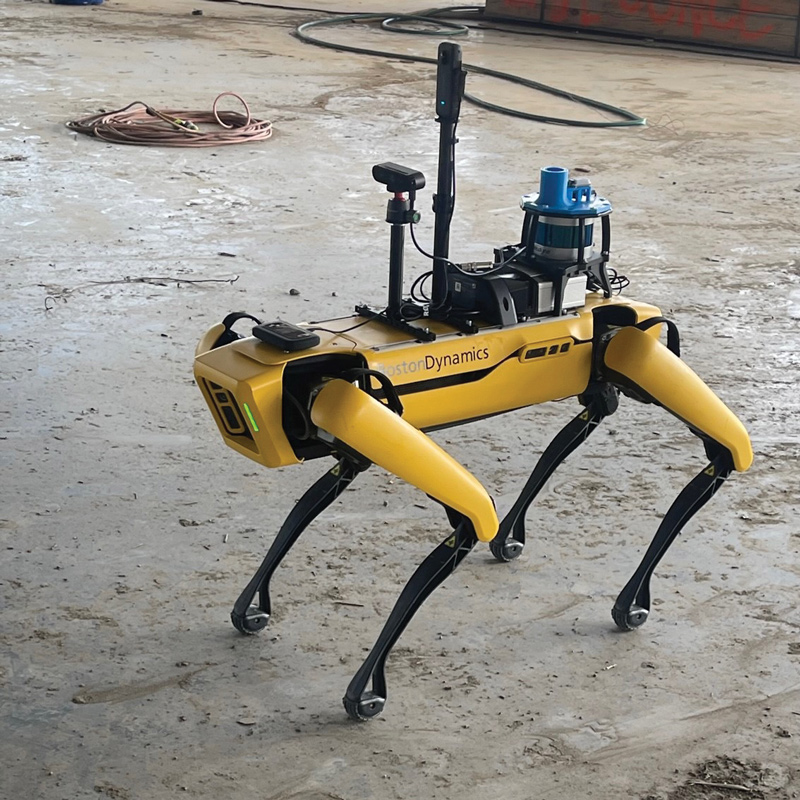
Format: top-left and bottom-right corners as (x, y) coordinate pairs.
(243, 403), (259, 433)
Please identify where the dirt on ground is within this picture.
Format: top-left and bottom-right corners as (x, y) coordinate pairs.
(1, 1), (798, 799)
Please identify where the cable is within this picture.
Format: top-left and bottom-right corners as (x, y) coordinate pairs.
(409, 222), (461, 272)
(472, 245), (527, 274)
(605, 267), (630, 294)
(381, 15), (468, 35)
(412, 217), (527, 278)
(449, 125), (457, 227)
(201, 0), (349, 13)
(67, 93), (273, 147)
(410, 270), (433, 303)
(306, 315), (380, 335)
(294, 13), (645, 128)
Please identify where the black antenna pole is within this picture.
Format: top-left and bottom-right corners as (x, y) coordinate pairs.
(431, 42), (466, 309)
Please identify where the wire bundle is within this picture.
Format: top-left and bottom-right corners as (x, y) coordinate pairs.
(67, 92), (273, 146)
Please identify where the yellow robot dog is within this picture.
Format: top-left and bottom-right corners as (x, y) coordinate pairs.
(194, 43), (752, 721)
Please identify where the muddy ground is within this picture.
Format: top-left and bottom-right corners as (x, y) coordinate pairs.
(1, 1), (799, 798)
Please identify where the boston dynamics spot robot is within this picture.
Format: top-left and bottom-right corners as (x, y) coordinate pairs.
(194, 43), (752, 720)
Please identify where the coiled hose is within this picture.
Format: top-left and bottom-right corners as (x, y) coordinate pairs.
(67, 92), (273, 146)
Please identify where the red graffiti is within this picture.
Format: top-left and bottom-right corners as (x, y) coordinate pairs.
(634, 0), (774, 40)
(549, 0), (600, 25)
(508, 0), (777, 43)
(739, 0), (775, 41)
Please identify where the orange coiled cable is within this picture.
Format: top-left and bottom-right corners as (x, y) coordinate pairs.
(67, 92), (273, 147)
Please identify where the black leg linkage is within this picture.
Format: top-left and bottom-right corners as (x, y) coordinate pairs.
(612, 447), (734, 631)
(490, 384), (618, 562)
(343, 514), (478, 721)
(230, 457), (364, 635)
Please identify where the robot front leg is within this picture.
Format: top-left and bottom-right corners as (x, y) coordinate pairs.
(230, 457), (365, 634)
(612, 444), (733, 630)
(343, 513), (477, 720)
(490, 383), (619, 562)
(308, 378), (499, 719)
(601, 325), (753, 630)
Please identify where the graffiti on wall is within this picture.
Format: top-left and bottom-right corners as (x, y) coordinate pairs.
(501, 0), (778, 43)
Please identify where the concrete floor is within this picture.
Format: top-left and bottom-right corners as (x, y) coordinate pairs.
(1, 1), (799, 798)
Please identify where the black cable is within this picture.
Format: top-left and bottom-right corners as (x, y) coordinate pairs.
(449, 127), (457, 227)
(294, 13), (646, 128)
(409, 222), (460, 272)
(607, 268), (630, 293)
(410, 270), (433, 303)
(587, 266), (629, 295)
(483, 245), (525, 272)
(411, 218), (527, 279)
(380, 15), (468, 35)
(306, 315), (380, 335)
(201, 0), (349, 14)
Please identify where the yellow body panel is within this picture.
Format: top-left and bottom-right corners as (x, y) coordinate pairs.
(195, 294), (752, 482)
(194, 347), (298, 467)
(399, 340), (593, 429)
(196, 323), (227, 357)
(360, 310), (600, 429)
(604, 327), (753, 471)
(310, 379), (499, 542)
(193, 294), (723, 473)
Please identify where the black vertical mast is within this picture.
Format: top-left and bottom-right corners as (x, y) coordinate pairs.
(431, 42), (466, 309)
